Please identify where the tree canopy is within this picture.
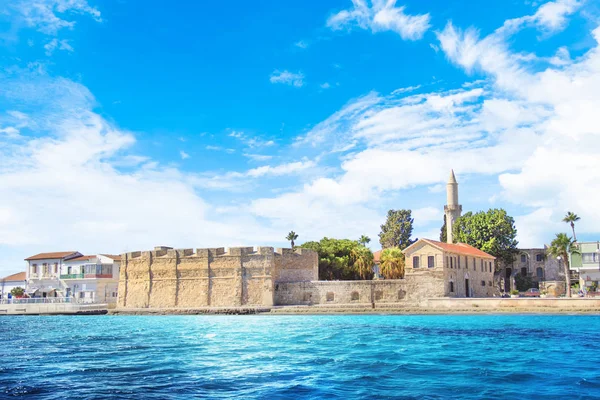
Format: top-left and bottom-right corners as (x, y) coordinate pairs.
(452, 208), (518, 266)
(379, 248), (405, 279)
(548, 233), (575, 297)
(379, 209), (416, 250)
(301, 237), (374, 280)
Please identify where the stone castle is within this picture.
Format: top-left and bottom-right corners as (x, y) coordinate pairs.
(116, 171), (497, 310)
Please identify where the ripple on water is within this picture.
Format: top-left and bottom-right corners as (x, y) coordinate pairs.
(1, 315), (600, 399)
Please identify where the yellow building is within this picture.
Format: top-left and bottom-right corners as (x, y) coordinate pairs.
(403, 238), (496, 297)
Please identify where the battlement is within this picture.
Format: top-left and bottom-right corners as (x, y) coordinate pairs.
(122, 246), (298, 260)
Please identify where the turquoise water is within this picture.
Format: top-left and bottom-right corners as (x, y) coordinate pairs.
(1, 315), (600, 399)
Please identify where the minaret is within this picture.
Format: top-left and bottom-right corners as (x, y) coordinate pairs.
(444, 170), (462, 243)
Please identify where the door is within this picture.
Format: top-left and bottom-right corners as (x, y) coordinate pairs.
(465, 279), (470, 298)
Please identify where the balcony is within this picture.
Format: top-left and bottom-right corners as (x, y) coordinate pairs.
(84, 274), (113, 279)
(60, 273), (84, 279)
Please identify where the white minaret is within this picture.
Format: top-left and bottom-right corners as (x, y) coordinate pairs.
(444, 170), (462, 244)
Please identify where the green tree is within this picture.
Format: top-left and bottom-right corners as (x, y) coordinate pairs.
(351, 245), (375, 280)
(358, 235), (371, 246)
(440, 214), (447, 243)
(379, 209), (416, 250)
(10, 287), (24, 297)
(548, 233), (575, 298)
(379, 248), (405, 279)
(300, 238), (374, 280)
(286, 231), (298, 249)
(452, 208), (518, 267)
(562, 212), (580, 242)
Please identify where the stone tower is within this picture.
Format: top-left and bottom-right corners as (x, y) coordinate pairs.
(444, 169), (462, 244)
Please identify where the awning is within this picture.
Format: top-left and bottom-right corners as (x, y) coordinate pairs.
(25, 287), (39, 294)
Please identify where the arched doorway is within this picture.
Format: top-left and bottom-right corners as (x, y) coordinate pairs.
(464, 273), (471, 298)
(505, 268), (512, 292)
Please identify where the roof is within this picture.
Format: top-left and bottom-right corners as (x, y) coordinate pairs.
(100, 254), (122, 261)
(448, 169), (457, 184)
(25, 251), (79, 261)
(1, 272), (26, 282)
(403, 239), (495, 259)
(65, 255), (96, 262)
(373, 250), (382, 264)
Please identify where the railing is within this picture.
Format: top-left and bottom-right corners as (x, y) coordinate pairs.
(0, 297), (108, 305)
(0, 297), (75, 305)
(60, 273), (84, 279)
(84, 274), (113, 279)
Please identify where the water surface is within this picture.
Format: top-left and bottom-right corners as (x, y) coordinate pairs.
(1, 315), (599, 399)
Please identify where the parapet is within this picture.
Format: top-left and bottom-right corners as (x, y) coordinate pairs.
(122, 246), (282, 261)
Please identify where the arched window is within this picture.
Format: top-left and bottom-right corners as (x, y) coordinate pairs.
(449, 281), (454, 293)
(536, 267), (543, 279)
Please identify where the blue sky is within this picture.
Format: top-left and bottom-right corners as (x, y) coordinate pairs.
(0, 0), (599, 275)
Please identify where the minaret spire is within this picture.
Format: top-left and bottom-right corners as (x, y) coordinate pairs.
(444, 169), (462, 243)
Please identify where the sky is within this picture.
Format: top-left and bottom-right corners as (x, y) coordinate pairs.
(0, 0), (599, 276)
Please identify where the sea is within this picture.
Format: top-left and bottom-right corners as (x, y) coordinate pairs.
(1, 315), (599, 399)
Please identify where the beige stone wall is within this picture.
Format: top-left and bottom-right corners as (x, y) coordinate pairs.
(274, 269), (446, 305)
(118, 246), (315, 309)
(404, 242), (495, 298)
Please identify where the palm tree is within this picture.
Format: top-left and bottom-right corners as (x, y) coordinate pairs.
(379, 247), (405, 279)
(358, 235), (371, 246)
(548, 233), (575, 298)
(351, 246), (374, 280)
(562, 212), (581, 242)
(286, 231), (298, 249)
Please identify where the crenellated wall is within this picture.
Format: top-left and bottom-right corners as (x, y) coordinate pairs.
(117, 246), (316, 309)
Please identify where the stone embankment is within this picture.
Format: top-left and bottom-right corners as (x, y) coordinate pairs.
(108, 298), (600, 315)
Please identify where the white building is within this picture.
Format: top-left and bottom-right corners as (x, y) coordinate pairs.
(0, 272), (27, 300)
(25, 251), (120, 304)
(25, 251), (82, 298)
(61, 254), (120, 303)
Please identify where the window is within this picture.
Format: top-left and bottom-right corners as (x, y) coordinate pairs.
(481, 280), (486, 286)
(536, 267), (543, 279)
(458, 256), (461, 269)
(413, 256), (420, 268)
(449, 281), (454, 292)
(473, 258), (476, 270)
(31, 265), (37, 274)
(481, 263), (483, 272)
(582, 253), (600, 263)
(326, 292), (334, 302)
(67, 266), (72, 274)
(521, 254), (526, 263)
(450, 257), (453, 269)
(428, 256), (435, 268)
(446, 256), (449, 268)
(480, 259), (483, 271)
(351, 291), (359, 301)
(521, 267), (527, 276)
(536, 254), (544, 262)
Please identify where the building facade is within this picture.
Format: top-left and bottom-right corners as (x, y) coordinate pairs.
(0, 272), (27, 300)
(570, 241), (600, 290)
(497, 248), (563, 292)
(61, 254), (121, 303)
(403, 239), (496, 298)
(25, 251), (82, 297)
(25, 251), (120, 303)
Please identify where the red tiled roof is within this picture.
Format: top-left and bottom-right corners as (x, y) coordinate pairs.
(25, 251), (79, 261)
(404, 239), (495, 259)
(66, 255), (96, 262)
(100, 254), (122, 261)
(1, 272), (26, 282)
(373, 250), (382, 264)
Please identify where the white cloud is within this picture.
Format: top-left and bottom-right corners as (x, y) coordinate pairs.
(6, 0), (101, 39)
(243, 153), (273, 161)
(44, 38), (74, 55)
(228, 131), (276, 148)
(294, 40), (308, 49)
(179, 150), (190, 160)
(320, 82), (331, 89)
(327, 0), (431, 40)
(270, 70), (305, 87)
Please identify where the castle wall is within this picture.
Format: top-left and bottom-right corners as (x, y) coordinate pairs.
(274, 270), (446, 305)
(117, 247), (314, 309)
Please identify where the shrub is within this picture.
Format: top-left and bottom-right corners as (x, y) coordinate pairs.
(510, 289), (519, 295)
